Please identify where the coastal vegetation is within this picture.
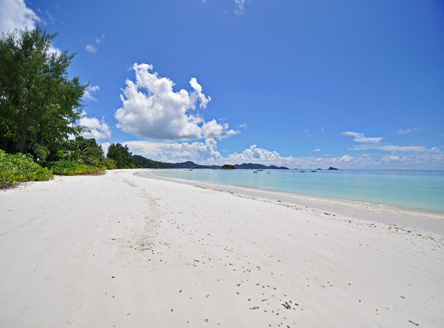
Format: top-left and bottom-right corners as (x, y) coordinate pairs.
(0, 149), (53, 188)
(0, 28), (111, 187)
(133, 155), (175, 169)
(106, 143), (135, 169)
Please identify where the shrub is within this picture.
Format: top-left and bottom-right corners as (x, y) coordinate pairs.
(47, 160), (106, 176)
(101, 157), (117, 170)
(0, 149), (53, 188)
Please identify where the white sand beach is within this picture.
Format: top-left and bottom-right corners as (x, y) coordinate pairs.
(0, 169), (443, 327)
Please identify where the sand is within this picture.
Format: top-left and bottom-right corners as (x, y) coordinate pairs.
(0, 169), (443, 327)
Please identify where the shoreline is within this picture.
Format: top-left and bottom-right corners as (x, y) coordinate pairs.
(1, 169), (443, 327)
(140, 170), (444, 236)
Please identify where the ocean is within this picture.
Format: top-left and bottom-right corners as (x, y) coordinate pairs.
(151, 169), (444, 214)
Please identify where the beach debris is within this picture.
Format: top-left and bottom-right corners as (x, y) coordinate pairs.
(408, 320), (419, 326)
(249, 306), (259, 310)
(204, 319), (208, 322)
(171, 309), (173, 312)
(282, 302), (291, 309)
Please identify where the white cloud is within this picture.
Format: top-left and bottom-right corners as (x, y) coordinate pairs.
(348, 144), (427, 153)
(79, 112), (112, 140)
(115, 63), (238, 141)
(95, 34), (105, 45)
(83, 85), (100, 102)
(234, 0), (246, 15)
(45, 10), (55, 24)
(85, 44), (97, 54)
(0, 1), (62, 57)
(100, 142), (111, 157)
(342, 131), (383, 143)
(0, 0), (40, 34)
(398, 127), (422, 134)
(47, 44), (62, 57)
(238, 123), (247, 129)
(189, 78), (211, 109)
(313, 148), (321, 152)
(382, 155), (400, 162)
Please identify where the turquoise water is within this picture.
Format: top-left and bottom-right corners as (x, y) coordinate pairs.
(152, 169), (444, 213)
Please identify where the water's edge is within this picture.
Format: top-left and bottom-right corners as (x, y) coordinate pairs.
(136, 170), (444, 236)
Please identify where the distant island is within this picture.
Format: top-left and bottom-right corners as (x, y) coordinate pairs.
(221, 164), (236, 170)
(132, 156), (290, 170)
(328, 167), (339, 170)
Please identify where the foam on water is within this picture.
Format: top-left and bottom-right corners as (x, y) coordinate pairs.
(152, 169), (444, 214)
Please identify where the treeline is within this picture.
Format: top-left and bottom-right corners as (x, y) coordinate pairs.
(0, 28), (117, 186)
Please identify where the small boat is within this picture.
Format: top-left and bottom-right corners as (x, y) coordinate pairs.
(311, 170), (317, 172)
(300, 170), (305, 173)
(253, 171), (258, 173)
(267, 172), (270, 174)
(317, 168), (322, 170)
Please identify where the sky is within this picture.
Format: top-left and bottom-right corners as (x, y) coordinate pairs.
(1, 0), (444, 169)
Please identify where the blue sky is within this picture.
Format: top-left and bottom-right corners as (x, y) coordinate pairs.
(2, 0), (444, 169)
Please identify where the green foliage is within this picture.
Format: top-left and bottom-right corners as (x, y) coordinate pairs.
(57, 136), (104, 165)
(107, 143), (135, 169)
(0, 149), (53, 188)
(221, 164), (236, 170)
(101, 157), (117, 170)
(46, 160), (105, 176)
(0, 27), (88, 159)
(133, 155), (174, 169)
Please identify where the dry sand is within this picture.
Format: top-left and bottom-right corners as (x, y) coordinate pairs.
(0, 169), (443, 327)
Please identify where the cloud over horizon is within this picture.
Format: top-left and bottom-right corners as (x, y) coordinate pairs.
(115, 63), (238, 141)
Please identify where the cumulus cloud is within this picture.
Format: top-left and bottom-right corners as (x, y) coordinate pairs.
(115, 63), (238, 141)
(83, 85), (100, 102)
(0, 0), (40, 34)
(0, 1), (63, 57)
(342, 131), (383, 143)
(79, 112), (112, 140)
(234, 0), (246, 15)
(398, 127), (422, 134)
(85, 44), (98, 54)
(313, 148), (321, 152)
(189, 78), (211, 109)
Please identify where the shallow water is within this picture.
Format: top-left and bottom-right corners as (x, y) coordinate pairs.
(152, 169), (444, 214)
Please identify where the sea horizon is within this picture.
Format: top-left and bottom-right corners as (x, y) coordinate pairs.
(151, 168), (444, 215)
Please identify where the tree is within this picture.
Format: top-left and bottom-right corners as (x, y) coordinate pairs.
(107, 143), (135, 169)
(0, 27), (87, 159)
(59, 136), (105, 166)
